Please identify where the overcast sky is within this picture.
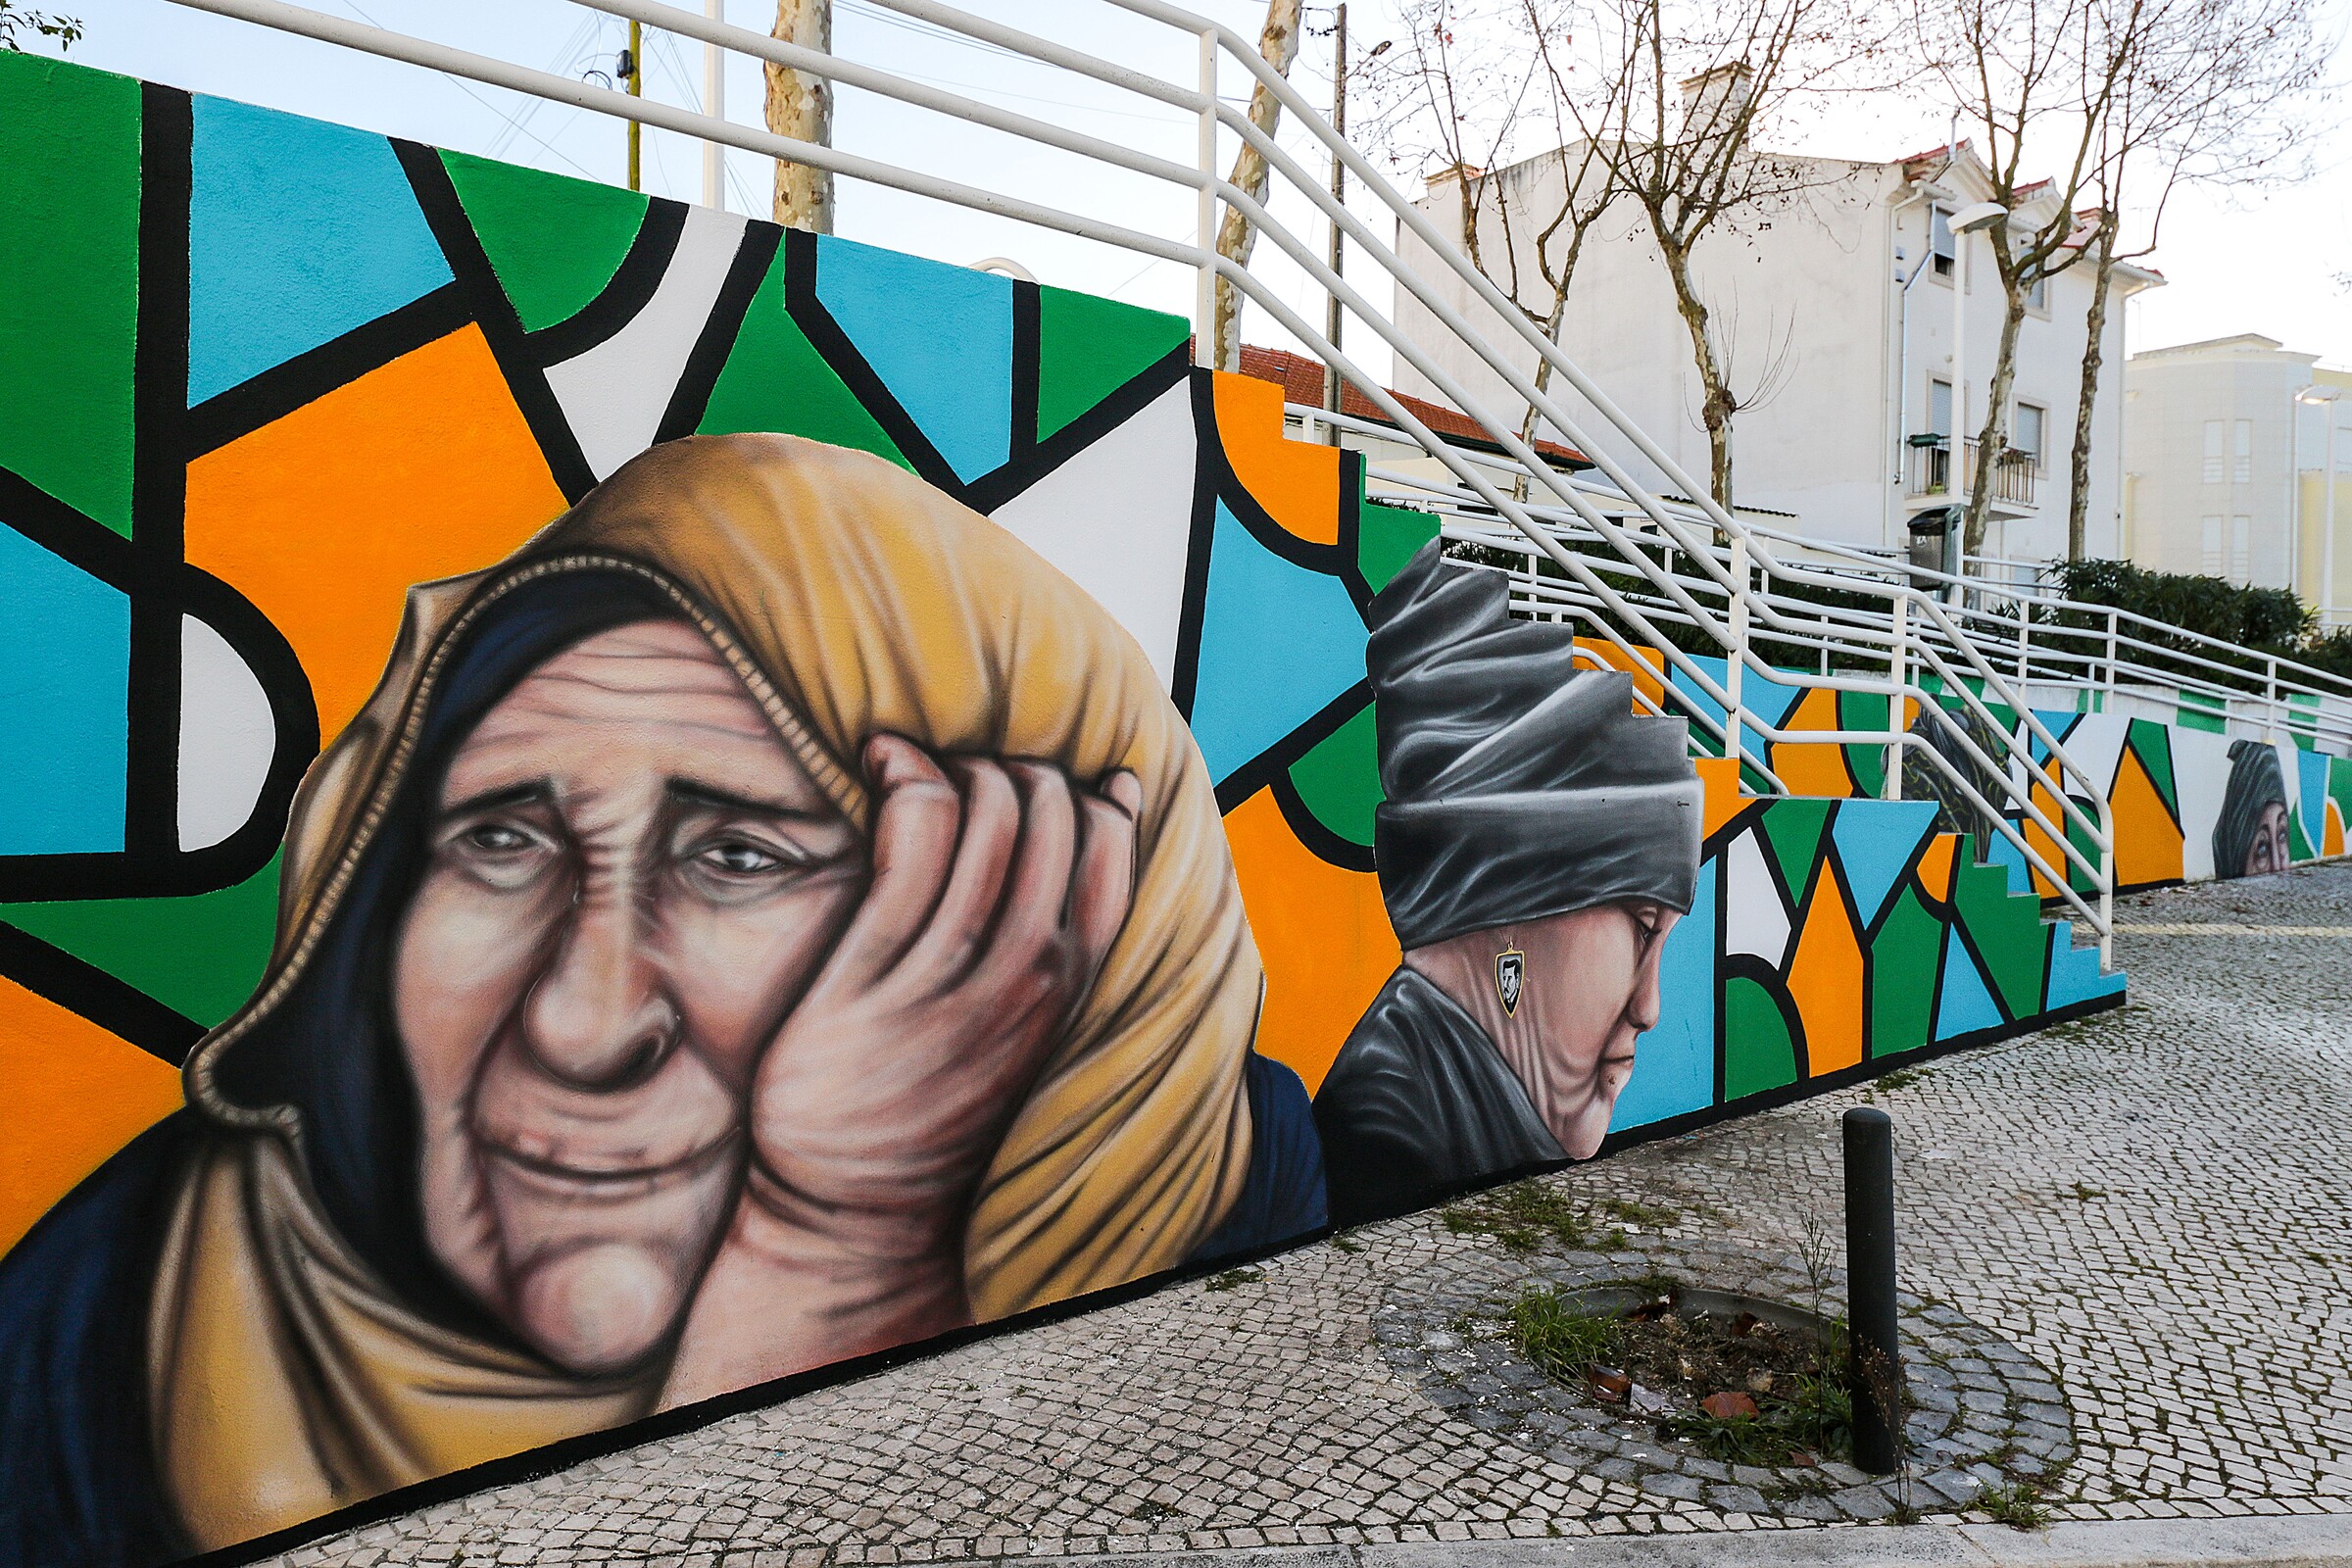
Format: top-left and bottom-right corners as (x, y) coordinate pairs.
(30, 0), (2352, 382)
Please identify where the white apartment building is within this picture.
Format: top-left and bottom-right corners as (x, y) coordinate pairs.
(1392, 114), (2161, 568)
(2122, 335), (2352, 619)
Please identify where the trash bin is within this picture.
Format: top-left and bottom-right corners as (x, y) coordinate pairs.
(1906, 506), (1962, 582)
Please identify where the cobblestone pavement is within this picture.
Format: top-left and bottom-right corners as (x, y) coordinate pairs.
(271, 864), (2352, 1566)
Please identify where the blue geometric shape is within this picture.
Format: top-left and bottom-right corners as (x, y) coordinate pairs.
(2042, 923), (2127, 1009)
(1189, 504), (1366, 785)
(188, 95), (454, 405)
(1829, 799), (1939, 928)
(1669, 651), (1804, 768)
(1981, 825), (2034, 895)
(2297, 748), (2330, 855)
(1612, 855), (1718, 1132)
(0, 524), (129, 855)
(1934, 929), (2005, 1040)
(2023, 707), (2078, 766)
(814, 234), (1012, 483)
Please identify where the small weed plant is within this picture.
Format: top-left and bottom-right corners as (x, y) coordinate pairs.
(1975, 1482), (2049, 1530)
(1504, 1286), (1621, 1379)
(1203, 1266), (1262, 1292)
(1442, 1179), (1629, 1253)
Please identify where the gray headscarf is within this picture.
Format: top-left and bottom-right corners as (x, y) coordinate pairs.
(2212, 738), (2287, 879)
(1368, 542), (1704, 950)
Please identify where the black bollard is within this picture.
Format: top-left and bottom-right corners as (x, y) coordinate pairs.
(1842, 1106), (1902, 1475)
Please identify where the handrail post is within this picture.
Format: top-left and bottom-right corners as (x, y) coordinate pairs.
(2016, 611), (2031, 688)
(1194, 28), (1217, 368)
(1727, 534), (1749, 777)
(2104, 610), (2119, 701)
(1885, 596), (1907, 802)
(2265, 657), (2279, 744)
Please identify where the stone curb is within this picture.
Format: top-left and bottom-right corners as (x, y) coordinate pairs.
(928, 1516), (2352, 1568)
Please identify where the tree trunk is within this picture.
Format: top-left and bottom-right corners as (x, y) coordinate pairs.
(1964, 285), (2028, 558)
(1209, 0), (1303, 370)
(1658, 239), (1734, 512)
(767, 0), (834, 232)
(2067, 236), (2118, 564)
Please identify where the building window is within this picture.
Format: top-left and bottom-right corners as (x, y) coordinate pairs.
(2014, 402), (2045, 471)
(2025, 270), (2047, 311)
(2234, 419), (2253, 484)
(1928, 377), (1953, 437)
(1930, 206), (1955, 278)
(2202, 515), (2224, 575)
(2204, 420), (2224, 483)
(2231, 514), (2252, 581)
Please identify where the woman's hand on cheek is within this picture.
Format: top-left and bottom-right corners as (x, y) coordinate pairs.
(661, 735), (1140, 1405)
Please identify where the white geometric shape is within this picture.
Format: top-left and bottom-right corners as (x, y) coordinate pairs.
(544, 204), (751, 480)
(989, 380), (1199, 692)
(178, 613), (275, 851)
(1723, 825), (1793, 970)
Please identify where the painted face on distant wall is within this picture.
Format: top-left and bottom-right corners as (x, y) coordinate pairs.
(392, 619), (864, 1375)
(1417, 899), (1679, 1160)
(2241, 801), (2291, 877)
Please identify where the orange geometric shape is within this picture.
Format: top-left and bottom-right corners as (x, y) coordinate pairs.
(1917, 833), (1958, 905)
(1212, 370), (1341, 547)
(185, 325), (570, 743)
(2328, 798), (2346, 859)
(1785, 861), (1864, 1075)
(1697, 757), (1747, 839)
(1769, 686), (1854, 799)
(2111, 747), (2186, 888)
(0, 977), (185, 1258)
(1572, 635), (1668, 715)
(1223, 787), (1399, 1095)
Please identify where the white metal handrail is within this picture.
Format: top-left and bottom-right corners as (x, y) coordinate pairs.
(150, 0), (2126, 960)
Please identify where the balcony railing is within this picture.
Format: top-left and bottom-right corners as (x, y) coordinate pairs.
(1906, 436), (2037, 507)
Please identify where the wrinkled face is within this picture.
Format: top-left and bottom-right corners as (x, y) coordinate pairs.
(1489, 901), (1679, 1159)
(394, 619), (862, 1376)
(2242, 801), (2291, 877)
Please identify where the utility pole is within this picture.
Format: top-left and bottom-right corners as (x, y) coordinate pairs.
(704, 0), (726, 210)
(767, 0), (835, 232)
(1320, 1), (1347, 444)
(625, 19), (645, 193)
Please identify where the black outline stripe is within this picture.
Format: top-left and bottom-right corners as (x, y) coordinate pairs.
(1009, 278), (1041, 465)
(525, 198), (687, 365)
(1212, 678), (1371, 816)
(182, 284), (472, 459)
(391, 139), (596, 501)
(1268, 768), (1377, 875)
(655, 222), (778, 444)
(783, 226), (961, 495)
(0, 920), (204, 1067)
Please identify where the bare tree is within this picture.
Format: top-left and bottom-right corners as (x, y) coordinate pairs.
(2059, 0), (2318, 560)
(1570, 0), (1894, 511)
(767, 0), (834, 231)
(1209, 0), (1304, 370)
(1363, 0), (1633, 475)
(1916, 0), (2132, 562)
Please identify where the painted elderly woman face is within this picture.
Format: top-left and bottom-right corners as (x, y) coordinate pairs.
(392, 620), (863, 1374)
(2241, 801), (2291, 877)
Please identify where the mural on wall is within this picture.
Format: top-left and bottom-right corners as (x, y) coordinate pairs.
(1, 54), (2132, 1566)
(1314, 548), (1702, 1226)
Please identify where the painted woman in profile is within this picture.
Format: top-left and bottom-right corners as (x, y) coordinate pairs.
(2213, 738), (2293, 879)
(1312, 544), (1703, 1227)
(0, 435), (1324, 1565)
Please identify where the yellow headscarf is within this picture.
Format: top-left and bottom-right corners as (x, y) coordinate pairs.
(158, 434), (1262, 1548)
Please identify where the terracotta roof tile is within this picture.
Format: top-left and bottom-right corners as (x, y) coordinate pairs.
(1227, 343), (1590, 466)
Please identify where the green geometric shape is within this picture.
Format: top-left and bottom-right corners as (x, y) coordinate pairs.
(1950, 858), (2040, 1020)
(1723, 976), (1798, 1099)
(1358, 501), (1442, 593)
(440, 149), (650, 334)
(2288, 797), (2317, 862)
(2127, 718), (2177, 812)
(1034, 286), (1187, 442)
(1287, 701), (1381, 847)
(0, 852), (282, 1028)
(1868, 884), (1942, 1058)
(2330, 756), (2352, 847)
(697, 249), (911, 469)
(1838, 689), (1892, 798)
(1758, 797), (1833, 899)
(0, 53), (141, 537)
(2176, 688), (2228, 734)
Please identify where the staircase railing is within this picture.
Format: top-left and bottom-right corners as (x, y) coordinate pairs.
(156, 0), (2124, 964)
